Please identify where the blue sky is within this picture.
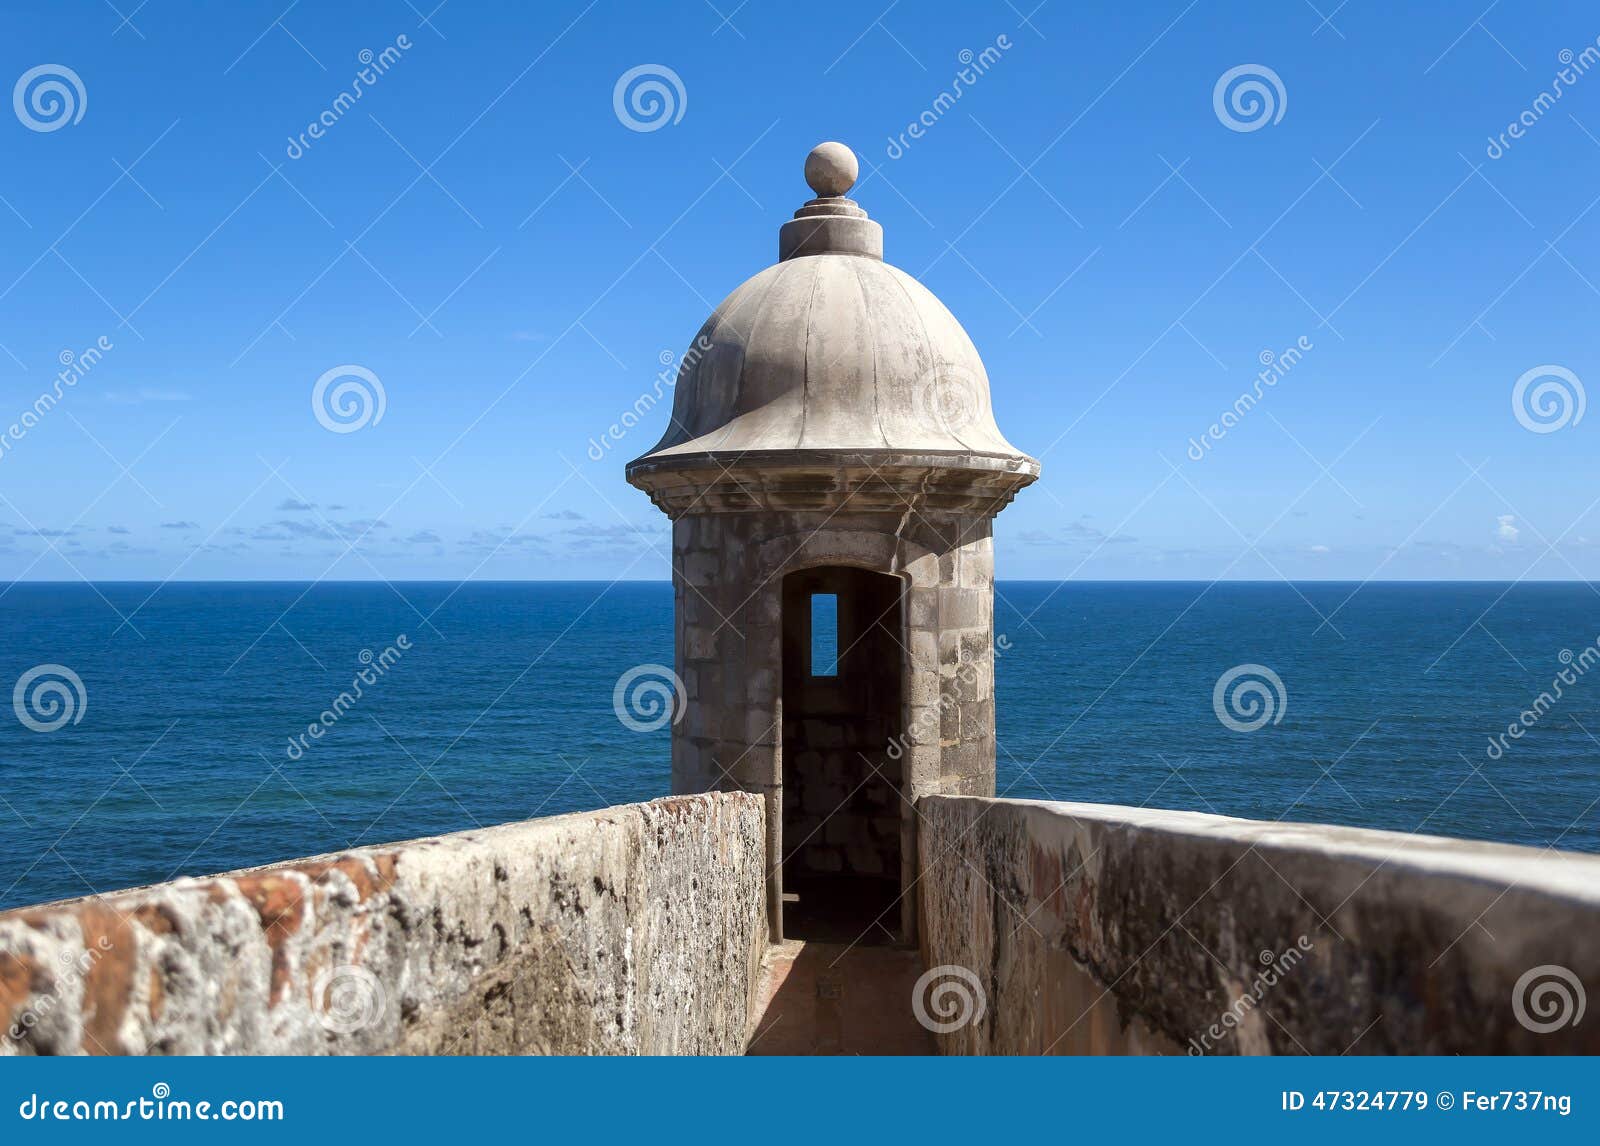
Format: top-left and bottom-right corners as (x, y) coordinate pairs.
(2, 0), (1598, 581)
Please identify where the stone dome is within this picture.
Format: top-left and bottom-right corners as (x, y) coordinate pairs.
(628, 142), (1038, 516)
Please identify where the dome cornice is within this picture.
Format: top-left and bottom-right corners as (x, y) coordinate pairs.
(628, 448), (1039, 519)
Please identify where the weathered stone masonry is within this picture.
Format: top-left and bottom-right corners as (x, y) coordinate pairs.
(629, 142), (1036, 942)
(918, 796), (1600, 1055)
(11, 788), (1599, 1056)
(664, 507), (1001, 940)
(0, 793), (765, 1056)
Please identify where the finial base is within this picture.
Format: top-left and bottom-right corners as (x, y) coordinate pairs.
(779, 201), (882, 261)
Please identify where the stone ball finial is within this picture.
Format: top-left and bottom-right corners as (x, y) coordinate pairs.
(804, 141), (858, 198)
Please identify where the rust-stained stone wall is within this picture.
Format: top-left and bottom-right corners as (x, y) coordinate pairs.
(0, 793), (765, 1056)
(919, 795), (1600, 1055)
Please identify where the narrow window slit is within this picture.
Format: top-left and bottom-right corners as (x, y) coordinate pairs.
(811, 593), (838, 677)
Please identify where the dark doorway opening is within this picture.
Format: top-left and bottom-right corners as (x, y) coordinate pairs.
(781, 566), (905, 943)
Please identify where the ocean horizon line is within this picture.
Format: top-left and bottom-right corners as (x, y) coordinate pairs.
(0, 578), (1596, 588)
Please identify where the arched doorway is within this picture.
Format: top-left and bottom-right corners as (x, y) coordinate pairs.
(780, 566), (906, 942)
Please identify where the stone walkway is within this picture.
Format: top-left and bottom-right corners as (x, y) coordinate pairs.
(745, 940), (936, 1055)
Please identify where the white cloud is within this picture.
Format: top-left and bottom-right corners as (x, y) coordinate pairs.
(1496, 514), (1520, 544)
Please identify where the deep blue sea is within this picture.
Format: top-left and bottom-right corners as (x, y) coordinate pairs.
(2, 581), (1597, 910)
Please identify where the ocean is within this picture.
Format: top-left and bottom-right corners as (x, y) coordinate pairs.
(2, 581), (1596, 910)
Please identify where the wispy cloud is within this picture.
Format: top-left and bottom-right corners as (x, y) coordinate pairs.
(15, 526), (78, 538)
(1017, 519), (1137, 547)
(461, 527), (549, 553)
(252, 518), (389, 543)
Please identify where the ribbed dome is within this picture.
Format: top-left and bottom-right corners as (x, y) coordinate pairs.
(627, 142), (1038, 517)
(639, 255), (1028, 458)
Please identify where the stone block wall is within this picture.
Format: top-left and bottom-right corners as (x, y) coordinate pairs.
(782, 743), (902, 881)
(918, 795), (1600, 1055)
(670, 505), (996, 938)
(0, 793), (766, 1056)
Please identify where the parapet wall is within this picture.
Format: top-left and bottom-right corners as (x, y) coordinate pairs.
(918, 795), (1600, 1055)
(0, 793), (766, 1056)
